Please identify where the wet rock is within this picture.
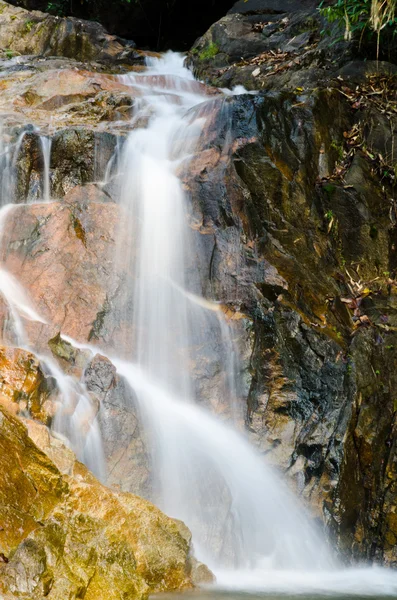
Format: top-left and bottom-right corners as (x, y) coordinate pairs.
(0, 404), (208, 599)
(179, 61), (397, 563)
(0, 57), (138, 132)
(0, 0), (395, 569)
(83, 354), (152, 497)
(7, 127), (121, 202)
(0, 201), (121, 347)
(63, 182), (117, 204)
(0, 345), (53, 423)
(50, 128), (117, 197)
(335, 327), (397, 566)
(48, 332), (91, 378)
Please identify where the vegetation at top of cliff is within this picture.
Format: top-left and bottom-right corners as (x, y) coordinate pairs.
(46, 0), (132, 17)
(319, 0), (397, 59)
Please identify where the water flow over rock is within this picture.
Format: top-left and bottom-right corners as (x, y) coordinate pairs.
(113, 52), (333, 572)
(2, 44), (397, 596)
(0, 200), (106, 479)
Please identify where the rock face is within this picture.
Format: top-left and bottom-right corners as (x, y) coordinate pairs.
(0, 404), (208, 599)
(0, 4), (217, 597)
(196, 77), (397, 565)
(1, 201), (120, 344)
(184, 11), (397, 564)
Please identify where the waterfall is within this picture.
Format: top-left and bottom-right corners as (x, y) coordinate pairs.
(113, 52), (333, 571)
(1, 50), (397, 596)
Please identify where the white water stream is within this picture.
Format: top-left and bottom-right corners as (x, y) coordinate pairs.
(0, 53), (397, 595)
(39, 135), (52, 203)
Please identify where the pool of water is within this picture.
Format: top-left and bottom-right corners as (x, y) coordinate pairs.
(152, 567), (397, 600)
(155, 592), (394, 600)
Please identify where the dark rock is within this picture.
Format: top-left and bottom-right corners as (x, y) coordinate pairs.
(9, 128), (120, 202)
(178, 63), (397, 563)
(188, 1), (351, 91)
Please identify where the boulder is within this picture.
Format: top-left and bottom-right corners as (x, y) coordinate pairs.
(83, 354), (152, 497)
(0, 404), (211, 599)
(0, 1), (145, 65)
(187, 0), (351, 91)
(0, 345), (52, 422)
(0, 58), (137, 130)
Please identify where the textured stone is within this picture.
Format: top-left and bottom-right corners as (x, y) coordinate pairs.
(83, 354), (152, 497)
(0, 405), (211, 599)
(0, 0), (145, 64)
(0, 201), (121, 347)
(187, 0), (351, 91)
(0, 345), (52, 423)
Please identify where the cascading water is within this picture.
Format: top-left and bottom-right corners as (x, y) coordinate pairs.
(114, 54), (334, 572)
(1, 51), (397, 596)
(109, 53), (397, 593)
(0, 129), (105, 480)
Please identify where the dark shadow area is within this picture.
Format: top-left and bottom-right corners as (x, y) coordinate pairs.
(7, 0), (236, 50)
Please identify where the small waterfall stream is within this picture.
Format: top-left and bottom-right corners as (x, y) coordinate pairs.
(1, 52), (397, 595)
(39, 135), (52, 203)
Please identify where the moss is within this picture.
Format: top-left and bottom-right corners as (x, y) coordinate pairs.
(199, 42), (219, 61)
(323, 183), (336, 195)
(369, 223), (378, 239)
(48, 332), (77, 364)
(330, 139), (344, 161)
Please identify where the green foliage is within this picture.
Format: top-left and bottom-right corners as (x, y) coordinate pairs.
(46, 1), (66, 15)
(319, 0), (371, 38)
(318, 0), (397, 56)
(323, 183), (336, 195)
(46, 0), (133, 18)
(25, 19), (34, 32)
(199, 42), (219, 60)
